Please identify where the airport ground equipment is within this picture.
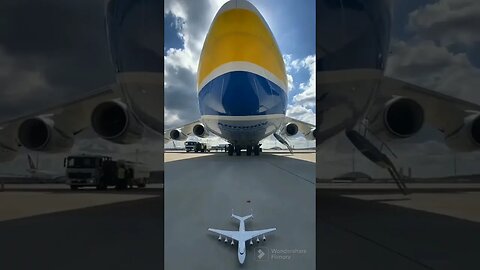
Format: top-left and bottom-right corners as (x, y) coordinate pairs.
(184, 141), (210, 153)
(64, 154), (149, 190)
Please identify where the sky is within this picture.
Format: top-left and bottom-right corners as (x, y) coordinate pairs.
(163, 0), (316, 149)
(0, 0), (480, 178)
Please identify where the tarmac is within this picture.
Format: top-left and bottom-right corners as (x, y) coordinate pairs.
(317, 183), (480, 269)
(1, 152), (480, 269)
(164, 152), (316, 270)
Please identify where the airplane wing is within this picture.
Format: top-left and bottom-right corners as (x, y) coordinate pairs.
(164, 120), (203, 141)
(0, 85), (118, 134)
(208, 228), (243, 241)
(0, 85), (119, 161)
(208, 228), (276, 242)
(284, 117), (316, 140)
(369, 76), (480, 136)
(242, 228), (277, 241)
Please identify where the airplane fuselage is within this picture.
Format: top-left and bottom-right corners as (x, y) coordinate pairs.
(197, 0), (288, 147)
(237, 219), (247, 264)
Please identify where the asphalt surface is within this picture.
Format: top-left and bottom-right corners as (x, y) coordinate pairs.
(164, 152), (316, 270)
(0, 184), (164, 270)
(317, 184), (480, 270)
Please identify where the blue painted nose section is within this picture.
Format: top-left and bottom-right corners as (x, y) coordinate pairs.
(198, 71), (287, 116)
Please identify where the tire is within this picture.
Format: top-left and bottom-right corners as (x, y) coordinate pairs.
(246, 146), (252, 156)
(228, 145), (234, 156)
(137, 183), (146, 188)
(254, 145), (260, 156)
(70, 185), (78, 190)
(235, 146), (241, 156)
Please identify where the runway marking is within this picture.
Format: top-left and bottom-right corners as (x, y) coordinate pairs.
(261, 158), (315, 185)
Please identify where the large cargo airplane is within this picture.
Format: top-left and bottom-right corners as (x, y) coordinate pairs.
(208, 212), (276, 264)
(164, 0), (316, 156)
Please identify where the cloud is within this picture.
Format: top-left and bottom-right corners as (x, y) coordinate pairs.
(164, 0), (227, 129)
(386, 40), (480, 104)
(408, 0), (480, 46)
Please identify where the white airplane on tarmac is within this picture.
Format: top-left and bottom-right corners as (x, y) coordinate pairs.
(208, 211), (276, 264)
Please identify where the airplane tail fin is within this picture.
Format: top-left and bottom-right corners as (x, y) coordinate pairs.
(27, 154), (36, 170)
(231, 211), (253, 222)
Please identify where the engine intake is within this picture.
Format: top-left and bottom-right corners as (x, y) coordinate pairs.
(382, 97), (424, 138)
(284, 123), (299, 136)
(18, 118), (73, 152)
(193, 124), (209, 138)
(91, 101), (144, 144)
(169, 129), (187, 141)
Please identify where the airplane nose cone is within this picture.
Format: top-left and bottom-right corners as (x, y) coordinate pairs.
(238, 253), (246, 264)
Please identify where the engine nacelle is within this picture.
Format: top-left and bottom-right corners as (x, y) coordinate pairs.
(305, 128), (317, 141)
(192, 124), (209, 138)
(445, 114), (480, 151)
(18, 118), (74, 153)
(169, 129), (188, 141)
(91, 101), (144, 144)
(371, 97), (424, 138)
(283, 123), (299, 136)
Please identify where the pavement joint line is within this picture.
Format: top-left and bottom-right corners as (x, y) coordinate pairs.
(318, 218), (436, 270)
(261, 158), (315, 185)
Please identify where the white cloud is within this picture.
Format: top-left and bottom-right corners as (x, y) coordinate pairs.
(408, 0), (480, 46)
(386, 40), (480, 104)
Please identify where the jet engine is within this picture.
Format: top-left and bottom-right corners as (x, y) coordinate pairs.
(305, 128), (317, 140)
(445, 114), (480, 151)
(370, 97), (424, 138)
(192, 124), (209, 138)
(283, 123), (299, 136)
(91, 101), (144, 144)
(169, 129), (188, 141)
(18, 118), (73, 153)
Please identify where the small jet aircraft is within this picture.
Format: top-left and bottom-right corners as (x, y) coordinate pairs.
(208, 212), (276, 264)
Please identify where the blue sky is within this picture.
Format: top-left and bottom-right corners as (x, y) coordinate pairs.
(164, 0), (316, 147)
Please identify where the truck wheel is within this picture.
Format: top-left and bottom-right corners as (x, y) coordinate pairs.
(70, 185), (78, 190)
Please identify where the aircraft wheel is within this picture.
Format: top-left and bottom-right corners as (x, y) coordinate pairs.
(254, 145), (260, 156)
(70, 185), (78, 190)
(246, 146), (252, 156)
(228, 145), (234, 156)
(235, 146), (241, 156)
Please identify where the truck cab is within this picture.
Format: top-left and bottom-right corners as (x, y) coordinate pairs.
(184, 141), (210, 153)
(64, 155), (112, 190)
